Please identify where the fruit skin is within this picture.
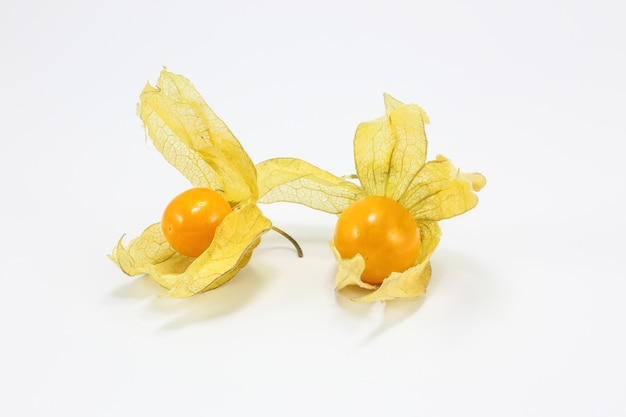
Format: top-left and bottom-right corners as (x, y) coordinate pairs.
(161, 188), (233, 258)
(333, 195), (421, 285)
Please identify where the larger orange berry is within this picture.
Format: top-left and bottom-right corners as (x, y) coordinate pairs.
(334, 196), (421, 285)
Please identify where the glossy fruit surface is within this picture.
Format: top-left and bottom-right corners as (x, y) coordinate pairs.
(161, 188), (232, 257)
(334, 195), (421, 285)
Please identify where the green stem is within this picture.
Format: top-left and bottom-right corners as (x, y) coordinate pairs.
(271, 226), (303, 258)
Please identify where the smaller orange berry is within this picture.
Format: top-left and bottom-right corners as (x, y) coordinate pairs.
(161, 188), (232, 258)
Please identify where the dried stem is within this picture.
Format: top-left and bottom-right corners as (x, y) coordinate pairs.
(271, 226), (303, 258)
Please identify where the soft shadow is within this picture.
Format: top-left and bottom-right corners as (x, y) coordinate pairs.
(110, 275), (164, 300)
(335, 286), (427, 344)
(358, 249), (496, 344)
(108, 261), (275, 329)
(156, 263), (273, 330)
(430, 248), (500, 299)
(334, 287), (379, 316)
(432, 248), (495, 278)
(431, 248), (504, 323)
(361, 297), (426, 344)
(338, 247), (495, 344)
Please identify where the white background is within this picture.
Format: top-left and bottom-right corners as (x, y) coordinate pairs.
(1, 0), (625, 415)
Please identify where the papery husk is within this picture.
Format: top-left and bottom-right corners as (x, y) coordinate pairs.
(399, 155), (487, 221)
(137, 69), (258, 205)
(331, 242), (432, 302)
(111, 69), (271, 296)
(256, 157), (364, 214)
(353, 94), (429, 200)
(111, 205), (271, 297)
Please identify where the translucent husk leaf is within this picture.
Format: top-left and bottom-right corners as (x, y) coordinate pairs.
(138, 69), (258, 204)
(331, 244), (375, 292)
(415, 220), (442, 265)
(251, 94), (483, 302)
(162, 204), (271, 297)
(353, 94), (429, 199)
(109, 225), (193, 290)
(109, 223), (176, 277)
(256, 157), (365, 214)
(399, 155), (486, 221)
(460, 170), (488, 192)
(331, 242), (432, 302)
(111, 69), (277, 296)
(109, 205), (271, 297)
(109, 205), (270, 296)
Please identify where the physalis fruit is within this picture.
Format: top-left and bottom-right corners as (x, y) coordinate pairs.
(334, 195), (421, 285)
(161, 188), (233, 258)
(256, 94), (485, 302)
(109, 69), (300, 298)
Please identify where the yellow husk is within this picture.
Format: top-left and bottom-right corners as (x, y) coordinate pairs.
(256, 94), (485, 302)
(109, 69), (271, 297)
(257, 158), (365, 214)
